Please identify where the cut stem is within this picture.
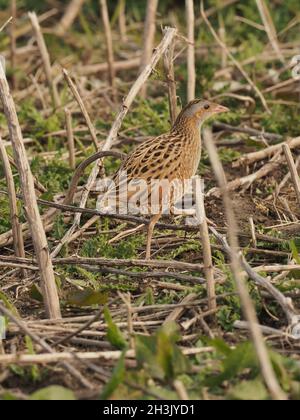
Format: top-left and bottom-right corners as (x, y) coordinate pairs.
(0, 61), (61, 318)
(195, 176), (216, 312)
(0, 135), (25, 265)
(282, 143), (300, 207)
(163, 37), (178, 125)
(186, 0), (196, 101)
(65, 108), (76, 170)
(10, 0), (17, 89)
(140, 0), (158, 97)
(28, 11), (60, 109)
(0, 61), (61, 319)
(100, 0), (116, 100)
(63, 69), (99, 150)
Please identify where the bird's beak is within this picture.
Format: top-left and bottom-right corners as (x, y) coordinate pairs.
(214, 105), (230, 114)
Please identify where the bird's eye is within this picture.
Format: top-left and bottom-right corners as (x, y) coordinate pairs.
(204, 104), (210, 110)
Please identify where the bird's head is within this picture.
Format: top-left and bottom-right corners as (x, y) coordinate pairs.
(173, 99), (229, 130)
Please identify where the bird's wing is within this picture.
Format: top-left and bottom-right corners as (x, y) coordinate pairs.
(120, 132), (184, 181)
(97, 132), (184, 214)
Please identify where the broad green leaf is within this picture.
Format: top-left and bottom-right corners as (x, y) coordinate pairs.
(145, 287), (155, 305)
(111, 0), (125, 26)
(207, 341), (258, 387)
(270, 351), (290, 391)
(0, 291), (19, 317)
(222, 342), (258, 378)
(136, 322), (189, 381)
(289, 240), (300, 265)
(209, 338), (232, 357)
(148, 386), (179, 400)
(99, 352), (126, 400)
(30, 386), (76, 401)
(29, 284), (44, 302)
(25, 336), (40, 382)
(157, 322), (189, 381)
(104, 306), (127, 350)
(67, 288), (108, 307)
(229, 378), (269, 400)
(9, 365), (25, 377)
(0, 392), (19, 400)
(136, 334), (165, 379)
(290, 381), (300, 399)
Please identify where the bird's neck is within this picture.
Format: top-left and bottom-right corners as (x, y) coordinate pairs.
(171, 115), (201, 138)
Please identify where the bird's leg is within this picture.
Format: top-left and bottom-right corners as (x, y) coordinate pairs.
(146, 212), (162, 260)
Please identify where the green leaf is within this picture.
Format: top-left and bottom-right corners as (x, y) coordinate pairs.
(25, 336), (40, 382)
(99, 352), (126, 400)
(207, 341), (258, 387)
(145, 287), (155, 305)
(209, 338), (232, 357)
(223, 342), (258, 376)
(289, 240), (300, 265)
(229, 378), (269, 400)
(29, 284), (44, 302)
(136, 322), (190, 381)
(0, 291), (20, 317)
(156, 323), (188, 381)
(136, 334), (165, 380)
(290, 380), (300, 399)
(104, 306), (127, 350)
(270, 351), (290, 391)
(30, 386), (76, 401)
(10, 364), (25, 377)
(0, 391), (19, 400)
(67, 288), (108, 307)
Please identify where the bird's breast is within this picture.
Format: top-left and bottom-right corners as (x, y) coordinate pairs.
(180, 133), (201, 179)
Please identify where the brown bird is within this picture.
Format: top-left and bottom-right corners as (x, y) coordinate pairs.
(99, 99), (229, 259)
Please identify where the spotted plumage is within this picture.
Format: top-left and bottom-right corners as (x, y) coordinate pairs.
(99, 99), (229, 259)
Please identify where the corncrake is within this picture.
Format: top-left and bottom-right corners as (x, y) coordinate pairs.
(0, 316), (6, 341)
